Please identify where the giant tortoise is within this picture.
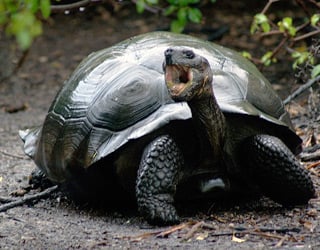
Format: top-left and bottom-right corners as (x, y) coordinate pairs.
(20, 32), (315, 225)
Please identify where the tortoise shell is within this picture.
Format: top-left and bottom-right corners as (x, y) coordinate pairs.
(20, 32), (300, 182)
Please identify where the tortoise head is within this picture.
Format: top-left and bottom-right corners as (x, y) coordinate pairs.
(163, 47), (213, 102)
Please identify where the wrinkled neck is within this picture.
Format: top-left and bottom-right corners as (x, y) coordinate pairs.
(189, 93), (226, 161)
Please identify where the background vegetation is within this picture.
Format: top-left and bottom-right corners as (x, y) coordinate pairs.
(1, 0), (319, 81)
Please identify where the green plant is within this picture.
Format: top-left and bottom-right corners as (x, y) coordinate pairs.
(248, 0), (320, 77)
(134, 0), (216, 33)
(1, 0), (216, 51)
(1, 0), (51, 50)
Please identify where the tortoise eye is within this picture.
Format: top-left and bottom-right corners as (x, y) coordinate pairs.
(183, 50), (195, 59)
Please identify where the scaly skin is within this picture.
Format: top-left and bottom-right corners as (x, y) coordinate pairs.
(238, 134), (316, 205)
(136, 135), (183, 225)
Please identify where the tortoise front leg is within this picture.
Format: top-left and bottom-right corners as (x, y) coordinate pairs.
(136, 135), (183, 225)
(239, 134), (316, 205)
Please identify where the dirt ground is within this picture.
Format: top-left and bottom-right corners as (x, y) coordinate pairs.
(1, 2), (320, 249)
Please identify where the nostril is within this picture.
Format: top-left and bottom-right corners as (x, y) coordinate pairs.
(165, 49), (174, 65)
(165, 48), (174, 56)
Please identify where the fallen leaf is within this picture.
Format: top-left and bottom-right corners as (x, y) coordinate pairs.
(232, 234), (246, 243)
(11, 189), (28, 197)
(196, 232), (208, 241)
(4, 103), (28, 113)
(299, 219), (316, 232)
(306, 208), (318, 217)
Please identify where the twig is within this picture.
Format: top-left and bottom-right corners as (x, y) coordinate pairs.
(296, 21), (312, 33)
(294, 29), (320, 42)
(0, 197), (16, 203)
(283, 75), (320, 104)
(156, 222), (192, 238)
(50, 0), (92, 12)
(233, 226), (300, 234)
(261, 0), (281, 14)
(309, 0), (320, 8)
(250, 231), (287, 240)
(295, 0), (312, 16)
(183, 221), (205, 240)
(257, 227), (300, 234)
(303, 144), (320, 154)
(0, 150), (28, 160)
(0, 185), (58, 213)
(182, 221), (216, 240)
(0, 49), (29, 84)
(270, 36), (289, 61)
(210, 230), (284, 240)
(300, 151), (320, 162)
(130, 0), (161, 14)
(275, 235), (288, 247)
(129, 230), (162, 242)
(306, 161), (320, 169)
(130, 221), (192, 242)
(260, 30), (283, 37)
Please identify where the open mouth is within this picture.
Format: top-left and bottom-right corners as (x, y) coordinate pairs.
(165, 65), (193, 96)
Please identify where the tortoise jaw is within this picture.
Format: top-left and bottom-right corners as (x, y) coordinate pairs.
(165, 65), (193, 98)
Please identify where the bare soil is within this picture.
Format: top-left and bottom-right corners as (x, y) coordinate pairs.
(1, 2), (319, 249)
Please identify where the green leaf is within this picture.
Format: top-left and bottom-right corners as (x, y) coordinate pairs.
(278, 17), (296, 36)
(311, 14), (320, 26)
(282, 17), (293, 29)
(187, 7), (202, 23)
(0, 14), (7, 25)
(255, 13), (268, 24)
(136, 0), (145, 13)
(146, 0), (158, 4)
(261, 22), (270, 33)
(250, 22), (258, 34)
(311, 64), (320, 78)
(288, 26), (296, 36)
(40, 0), (51, 18)
(241, 51), (252, 60)
(251, 13), (270, 33)
(16, 30), (33, 50)
(167, 0), (179, 5)
(170, 19), (185, 33)
(26, 0), (38, 13)
(261, 51), (276, 66)
(188, 0), (200, 4)
(164, 5), (177, 16)
(4, 0), (19, 13)
(177, 7), (187, 23)
(291, 51), (310, 69)
(178, 0), (191, 7)
(6, 10), (43, 50)
(0, 2), (7, 24)
(30, 19), (42, 36)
